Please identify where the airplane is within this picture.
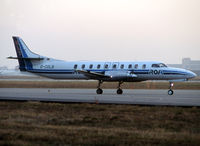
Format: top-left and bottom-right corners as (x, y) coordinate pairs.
(8, 36), (197, 95)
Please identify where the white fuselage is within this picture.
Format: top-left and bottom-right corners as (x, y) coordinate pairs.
(28, 58), (196, 82)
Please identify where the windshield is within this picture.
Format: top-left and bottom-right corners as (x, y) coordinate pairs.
(152, 63), (167, 68)
(159, 63), (167, 67)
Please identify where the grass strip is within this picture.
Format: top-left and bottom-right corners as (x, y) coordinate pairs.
(0, 81), (200, 89)
(0, 102), (200, 145)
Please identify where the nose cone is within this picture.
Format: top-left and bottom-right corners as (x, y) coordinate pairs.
(187, 70), (197, 79)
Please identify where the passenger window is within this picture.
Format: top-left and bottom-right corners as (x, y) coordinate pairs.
(134, 64), (138, 69)
(97, 64), (101, 69)
(89, 64), (93, 69)
(120, 64), (124, 69)
(142, 64), (146, 69)
(128, 64), (132, 69)
(82, 64), (85, 69)
(74, 64), (78, 69)
(113, 64), (117, 69)
(104, 64), (108, 69)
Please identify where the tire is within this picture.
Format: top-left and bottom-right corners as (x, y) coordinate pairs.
(96, 88), (103, 94)
(168, 89), (174, 95)
(117, 88), (123, 94)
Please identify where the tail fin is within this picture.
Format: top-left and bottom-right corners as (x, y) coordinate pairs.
(11, 36), (43, 71)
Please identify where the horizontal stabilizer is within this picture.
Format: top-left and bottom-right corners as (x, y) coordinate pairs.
(7, 56), (44, 60)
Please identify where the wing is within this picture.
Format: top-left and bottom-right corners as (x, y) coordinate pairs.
(77, 70), (138, 81)
(77, 70), (111, 80)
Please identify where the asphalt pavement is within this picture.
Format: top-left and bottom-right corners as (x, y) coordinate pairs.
(0, 88), (200, 106)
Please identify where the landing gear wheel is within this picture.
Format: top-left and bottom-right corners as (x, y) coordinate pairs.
(168, 89), (174, 95)
(117, 88), (123, 94)
(168, 82), (174, 95)
(96, 80), (103, 94)
(96, 88), (103, 94)
(117, 81), (123, 94)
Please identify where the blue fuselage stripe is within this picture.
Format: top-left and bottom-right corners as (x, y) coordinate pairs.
(28, 69), (187, 76)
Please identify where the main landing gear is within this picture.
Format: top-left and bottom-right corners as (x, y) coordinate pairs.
(96, 81), (124, 94)
(168, 82), (174, 95)
(96, 80), (103, 94)
(117, 81), (123, 94)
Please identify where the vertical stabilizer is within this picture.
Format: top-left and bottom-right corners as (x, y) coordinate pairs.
(12, 36), (41, 71)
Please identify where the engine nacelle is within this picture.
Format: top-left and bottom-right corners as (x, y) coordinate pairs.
(105, 71), (137, 80)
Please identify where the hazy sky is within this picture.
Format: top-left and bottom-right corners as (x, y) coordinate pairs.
(0, 0), (200, 68)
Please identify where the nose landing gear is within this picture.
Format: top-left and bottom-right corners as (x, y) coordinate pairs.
(168, 82), (174, 95)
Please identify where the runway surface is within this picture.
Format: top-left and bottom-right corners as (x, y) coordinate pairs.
(0, 88), (200, 106)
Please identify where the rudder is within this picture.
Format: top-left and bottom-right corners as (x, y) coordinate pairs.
(13, 36), (27, 71)
(12, 36), (41, 71)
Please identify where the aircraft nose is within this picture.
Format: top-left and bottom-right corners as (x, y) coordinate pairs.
(187, 70), (197, 79)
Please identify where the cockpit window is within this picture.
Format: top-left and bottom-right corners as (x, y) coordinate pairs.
(152, 63), (167, 68)
(159, 63), (167, 67)
(152, 64), (160, 68)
